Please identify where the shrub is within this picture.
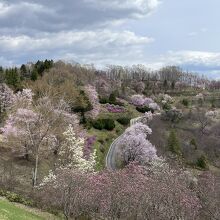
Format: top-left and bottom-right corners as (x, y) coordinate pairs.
(182, 98), (189, 107)
(100, 94), (124, 106)
(92, 118), (115, 131)
(117, 117), (131, 125)
(162, 102), (172, 111)
(99, 97), (109, 104)
(162, 108), (183, 123)
(93, 119), (105, 130)
(136, 106), (154, 113)
(190, 138), (197, 150)
(109, 92), (116, 104)
(104, 119), (115, 130)
(196, 155), (208, 169)
(0, 190), (34, 206)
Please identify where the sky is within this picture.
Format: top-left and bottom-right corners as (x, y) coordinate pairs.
(0, 0), (220, 79)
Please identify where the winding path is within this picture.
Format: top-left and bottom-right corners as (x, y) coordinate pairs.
(105, 117), (141, 170)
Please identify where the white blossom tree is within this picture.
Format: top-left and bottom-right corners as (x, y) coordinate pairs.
(59, 124), (96, 172)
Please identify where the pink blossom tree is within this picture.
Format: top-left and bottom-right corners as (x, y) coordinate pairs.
(117, 123), (157, 165)
(39, 163), (201, 220)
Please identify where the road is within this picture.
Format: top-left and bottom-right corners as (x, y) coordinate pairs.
(105, 135), (124, 170)
(105, 117), (141, 170)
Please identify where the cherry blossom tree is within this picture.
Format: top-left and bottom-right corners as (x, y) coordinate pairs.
(84, 85), (100, 119)
(0, 83), (15, 115)
(1, 93), (80, 186)
(13, 88), (34, 109)
(117, 123), (158, 165)
(131, 94), (160, 111)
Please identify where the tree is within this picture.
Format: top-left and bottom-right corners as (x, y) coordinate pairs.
(167, 129), (181, 155)
(117, 123), (158, 165)
(84, 85), (100, 119)
(31, 68), (38, 81)
(40, 162), (201, 220)
(0, 84), (15, 118)
(20, 64), (27, 75)
(5, 68), (21, 90)
(163, 79), (168, 91)
(59, 124), (96, 172)
(1, 91), (79, 186)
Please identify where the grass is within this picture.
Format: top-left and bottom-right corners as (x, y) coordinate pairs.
(0, 198), (62, 220)
(0, 198), (44, 220)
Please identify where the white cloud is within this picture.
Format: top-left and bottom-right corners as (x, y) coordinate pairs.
(0, 30), (154, 65)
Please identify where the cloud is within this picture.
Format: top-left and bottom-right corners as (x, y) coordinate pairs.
(187, 28), (208, 37)
(0, 30), (154, 65)
(146, 50), (220, 79)
(0, 0), (161, 34)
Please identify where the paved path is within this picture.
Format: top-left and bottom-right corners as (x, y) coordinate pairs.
(106, 117), (141, 170)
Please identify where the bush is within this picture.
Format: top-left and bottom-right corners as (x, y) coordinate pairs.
(104, 119), (115, 131)
(99, 97), (109, 104)
(92, 118), (115, 131)
(190, 138), (197, 150)
(182, 98), (189, 107)
(100, 95), (124, 106)
(162, 108), (183, 123)
(196, 155), (208, 169)
(0, 190), (33, 206)
(162, 103), (172, 111)
(109, 92), (116, 104)
(136, 106), (154, 113)
(117, 117), (131, 125)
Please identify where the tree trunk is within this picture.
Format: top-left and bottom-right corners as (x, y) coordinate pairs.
(33, 153), (39, 187)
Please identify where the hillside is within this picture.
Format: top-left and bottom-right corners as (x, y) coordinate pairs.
(0, 61), (220, 219)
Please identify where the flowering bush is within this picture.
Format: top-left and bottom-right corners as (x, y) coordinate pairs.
(205, 110), (218, 119)
(158, 93), (174, 104)
(106, 103), (125, 113)
(195, 93), (204, 100)
(84, 136), (96, 159)
(131, 95), (160, 112)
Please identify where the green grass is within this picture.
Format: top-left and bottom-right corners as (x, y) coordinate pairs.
(0, 199), (44, 220)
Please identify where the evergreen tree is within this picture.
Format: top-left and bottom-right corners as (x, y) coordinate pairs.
(31, 68), (38, 81)
(167, 129), (181, 155)
(109, 92), (116, 104)
(163, 79), (168, 91)
(5, 68), (21, 89)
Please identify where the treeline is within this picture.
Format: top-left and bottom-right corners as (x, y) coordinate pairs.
(103, 65), (210, 89)
(0, 60), (53, 90)
(1, 61), (220, 93)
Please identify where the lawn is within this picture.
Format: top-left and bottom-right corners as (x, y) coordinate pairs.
(0, 198), (59, 220)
